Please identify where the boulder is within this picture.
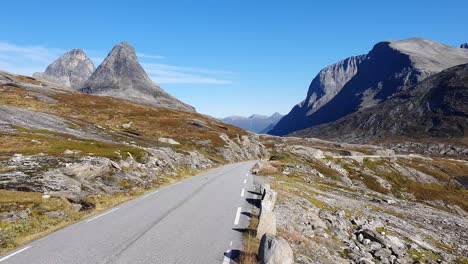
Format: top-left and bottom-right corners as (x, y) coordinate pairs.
(257, 211), (277, 239)
(45, 211), (67, 219)
(0, 209), (30, 222)
(71, 203), (83, 212)
(158, 137), (180, 145)
(258, 234), (294, 264)
(121, 122), (133, 129)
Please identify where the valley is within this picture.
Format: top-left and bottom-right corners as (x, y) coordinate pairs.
(0, 17), (467, 264)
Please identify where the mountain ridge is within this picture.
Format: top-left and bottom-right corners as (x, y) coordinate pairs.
(269, 38), (468, 136)
(291, 62), (468, 146)
(221, 112), (284, 133)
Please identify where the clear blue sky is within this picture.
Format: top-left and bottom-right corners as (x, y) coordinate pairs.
(1, 0), (467, 117)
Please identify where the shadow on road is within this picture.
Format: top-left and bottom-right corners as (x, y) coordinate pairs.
(232, 227), (256, 237)
(248, 190), (262, 196)
(241, 211), (252, 218)
(246, 198), (261, 208)
(224, 249), (241, 262)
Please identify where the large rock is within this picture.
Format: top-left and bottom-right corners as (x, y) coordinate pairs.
(461, 43), (468, 49)
(258, 234), (294, 264)
(261, 189), (277, 213)
(257, 211), (277, 239)
(270, 38), (468, 136)
(80, 42), (195, 112)
(33, 49), (95, 90)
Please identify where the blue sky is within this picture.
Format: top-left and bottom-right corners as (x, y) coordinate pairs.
(1, 0), (467, 117)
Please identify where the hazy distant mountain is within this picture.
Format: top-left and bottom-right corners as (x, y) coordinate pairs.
(292, 63), (468, 144)
(79, 42), (195, 112)
(269, 38), (468, 136)
(33, 49), (95, 90)
(221, 112), (283, 133)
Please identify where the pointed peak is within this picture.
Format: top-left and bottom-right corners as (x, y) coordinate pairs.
(106, 41), (137, 59)
(113, 41), (134, 51)
(67, 48), (86, 55)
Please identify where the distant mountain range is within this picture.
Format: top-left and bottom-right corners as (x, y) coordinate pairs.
(268, 38), (468, 141)
(221, 112), (283, 133)
(34, 42), (195, 112)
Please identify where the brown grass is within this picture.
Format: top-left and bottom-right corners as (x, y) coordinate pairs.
(0, 86), (247, 150)
(240, 210), (260, 264)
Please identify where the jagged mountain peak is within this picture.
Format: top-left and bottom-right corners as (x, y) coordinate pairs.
(33, 48), (95, 90)
(80, 42), (195, 112)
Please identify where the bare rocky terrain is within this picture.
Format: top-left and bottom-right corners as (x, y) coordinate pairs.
(251, 135), (468, 264)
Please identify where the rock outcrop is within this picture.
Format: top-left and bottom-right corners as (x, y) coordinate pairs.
(218, 134), (269, 161)
(461, 43), (468, 49)
(80, 42), (195, 112)
(33, 49), (95, 90)
(270, 38), (468, 136)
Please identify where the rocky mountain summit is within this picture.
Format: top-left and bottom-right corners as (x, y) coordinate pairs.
(33, 49), (95, 90)
(80, 42), (195, 112)
(221, 112), (284, 133)
(35, 42), (195, 112)
(292, 63), (468, 153)
(269, 38), (468, 136)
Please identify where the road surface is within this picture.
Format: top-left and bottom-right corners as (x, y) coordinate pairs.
(0, 161), (258, 264)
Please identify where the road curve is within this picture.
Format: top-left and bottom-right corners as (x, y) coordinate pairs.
(0, 161), (258, 264)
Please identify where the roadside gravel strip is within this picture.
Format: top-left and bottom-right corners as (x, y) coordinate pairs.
(0, 161), (257, 264)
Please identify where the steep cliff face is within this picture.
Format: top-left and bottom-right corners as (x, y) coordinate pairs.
(80, 42), (195, 112)
(268, 55), (365, 136)
(292, 63), (468, 147)
(269, 38), (468, 136)
(33, 49), (95, 90)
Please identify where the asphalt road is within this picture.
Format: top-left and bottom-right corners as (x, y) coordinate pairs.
(0, 161), (258, 264)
